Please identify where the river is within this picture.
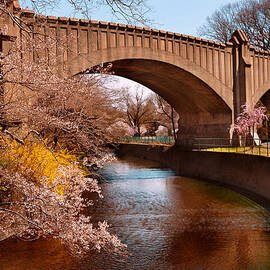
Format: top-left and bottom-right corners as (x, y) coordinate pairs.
(1, 156), (270, 269)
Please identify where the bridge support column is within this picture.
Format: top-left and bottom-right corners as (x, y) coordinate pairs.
(176, 112), (232, 147)
(231, 30), (252, 121)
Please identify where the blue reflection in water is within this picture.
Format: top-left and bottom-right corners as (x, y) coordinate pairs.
(99, 162), (176, 182)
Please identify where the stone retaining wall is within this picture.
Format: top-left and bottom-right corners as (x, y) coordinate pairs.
(118, 144), (270, 203)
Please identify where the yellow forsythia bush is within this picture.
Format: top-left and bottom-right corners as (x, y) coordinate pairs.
(0, 137), (84, 187)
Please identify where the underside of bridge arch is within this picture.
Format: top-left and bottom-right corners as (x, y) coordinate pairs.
(92, 59), (232, 143)
(259, 89), (270, 111)
(256, 90), (270, 139)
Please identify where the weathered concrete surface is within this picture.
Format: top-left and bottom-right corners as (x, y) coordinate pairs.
(118, 144), (270, 203)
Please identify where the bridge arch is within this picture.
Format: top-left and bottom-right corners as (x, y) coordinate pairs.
(6, 8), (270, 141)
(72, 47), (233, 111)
(254, 80), (270, 110)
(252, 88), (270, 139)
(72, 48), (233, 139)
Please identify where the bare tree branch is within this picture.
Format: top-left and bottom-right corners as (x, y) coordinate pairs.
(19, 0), (152, 25)
(198, 0), (270, 50)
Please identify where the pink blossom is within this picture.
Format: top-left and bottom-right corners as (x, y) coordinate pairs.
(234, 102), (268, 137)
(0, 165), (127, 257)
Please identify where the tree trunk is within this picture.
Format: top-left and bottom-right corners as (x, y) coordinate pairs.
(171, 106), (177, 141)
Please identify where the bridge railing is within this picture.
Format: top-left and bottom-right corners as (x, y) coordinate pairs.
(193, 137), (270, 157)
(119, 136), (175, 145)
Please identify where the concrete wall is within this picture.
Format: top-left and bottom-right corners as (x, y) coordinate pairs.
(118, 144), (270, 203)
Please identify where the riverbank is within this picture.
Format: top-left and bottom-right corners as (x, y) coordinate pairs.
(118, 143), (270, 210)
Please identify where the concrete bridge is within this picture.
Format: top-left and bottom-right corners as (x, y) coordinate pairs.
(2, 1), (270, 142)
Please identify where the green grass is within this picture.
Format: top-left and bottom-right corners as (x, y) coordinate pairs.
(122, 141), (173, 146)
(201, 146), (270, 156)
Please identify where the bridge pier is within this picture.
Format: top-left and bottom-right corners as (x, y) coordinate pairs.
(230, 30), (252, 120)
(176, 112), (232, 146)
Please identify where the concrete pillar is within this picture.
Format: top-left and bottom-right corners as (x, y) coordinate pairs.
(230, 30), (252, 119)
(176, 112), (232, 147)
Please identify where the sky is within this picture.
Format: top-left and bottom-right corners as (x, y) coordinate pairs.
(86, 0), (238, 37)
(22, 0), (239, 36)
(21, 0), (239, 93)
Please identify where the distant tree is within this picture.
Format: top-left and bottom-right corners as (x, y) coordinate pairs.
(120, 87), (156, 137)
(198, 0), (270, 50)
(106, 120), (137, 137)
(155, 95), (178, 141)
(126, 125), (137, 136)
(155, 125), (168, 137)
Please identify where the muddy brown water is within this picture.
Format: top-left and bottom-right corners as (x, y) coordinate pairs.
(1, 156), (270, 270)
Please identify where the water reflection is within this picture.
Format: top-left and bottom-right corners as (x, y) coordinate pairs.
(1, 156), (270, 269)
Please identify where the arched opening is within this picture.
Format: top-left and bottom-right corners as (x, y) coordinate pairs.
(257, 89), (270, 140)
(83, 59), (233, 142)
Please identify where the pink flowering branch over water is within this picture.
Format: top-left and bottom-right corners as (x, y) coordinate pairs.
(0, 165), (127, 257)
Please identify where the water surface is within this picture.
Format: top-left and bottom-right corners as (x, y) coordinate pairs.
(1, 156), (270, 270)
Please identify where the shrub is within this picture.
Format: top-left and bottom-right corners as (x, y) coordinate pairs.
(0, 137), (83, 189)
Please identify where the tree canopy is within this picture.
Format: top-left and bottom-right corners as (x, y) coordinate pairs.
(198, 0), (270, 50)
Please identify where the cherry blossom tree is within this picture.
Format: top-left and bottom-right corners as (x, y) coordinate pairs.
(0, 0), (150, 256)
(106, 120), (137, 138)
(0, 26), (127, 256)
(126, 125), (137, 136)
(234, 102), (268, 147)
(1, 34), (120, 161)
